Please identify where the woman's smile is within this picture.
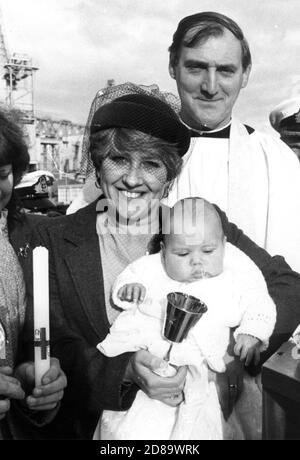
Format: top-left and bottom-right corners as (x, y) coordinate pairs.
(99, 152), (168, 219)
(119, 190), (145, 199)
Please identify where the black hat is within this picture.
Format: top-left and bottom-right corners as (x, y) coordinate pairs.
(15, 173), (56, 212)
(90, 93), (190, 156)
(279, 110), (300, 138)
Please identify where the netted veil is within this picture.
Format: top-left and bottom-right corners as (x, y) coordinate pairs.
(79, 82), (181, 180)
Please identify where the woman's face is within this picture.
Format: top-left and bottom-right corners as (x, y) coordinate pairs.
(98, 150), (168, 220)
(0, 164), (13, 212)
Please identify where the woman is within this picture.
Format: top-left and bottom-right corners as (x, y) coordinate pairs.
(0, 109), (66, 439)
(30, 92), (300, 439)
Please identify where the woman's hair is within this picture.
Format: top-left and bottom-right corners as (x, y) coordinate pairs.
(0, 108), (30, 225)
(90, 127), (183, 182)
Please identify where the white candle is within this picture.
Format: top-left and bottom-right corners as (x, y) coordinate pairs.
(33, 246), (50, 386)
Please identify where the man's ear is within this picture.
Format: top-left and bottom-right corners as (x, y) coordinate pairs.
(241, 64), (251, 89)
(169, 60), (176, 80)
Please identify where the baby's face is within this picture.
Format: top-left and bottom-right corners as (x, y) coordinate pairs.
(161, 226), (225, 283)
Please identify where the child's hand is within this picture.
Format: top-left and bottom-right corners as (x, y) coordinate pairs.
(234, 334), (261, 366)
(117, 283), (146, 304)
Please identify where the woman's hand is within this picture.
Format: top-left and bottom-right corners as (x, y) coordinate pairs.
(15, 357), (67, 412)
(0, 366), (25, 420)
(125, 350), (187, 407)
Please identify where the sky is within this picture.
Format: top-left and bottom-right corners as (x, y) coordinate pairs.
(1, 0), (300, 133)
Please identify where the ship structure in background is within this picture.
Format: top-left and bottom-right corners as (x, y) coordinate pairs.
(34, 117), (85, 210)
(0, 8), (85, 211)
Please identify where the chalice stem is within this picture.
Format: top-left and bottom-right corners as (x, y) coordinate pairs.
(165, 343), (173, 362)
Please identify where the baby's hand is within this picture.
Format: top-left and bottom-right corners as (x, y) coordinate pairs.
(234, 334), (262, 366)
(117, 283), (146, 304)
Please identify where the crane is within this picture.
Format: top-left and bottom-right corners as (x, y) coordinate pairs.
(0, 7), (38, 122)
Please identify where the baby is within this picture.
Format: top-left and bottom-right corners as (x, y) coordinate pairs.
(97, 197), (276, 440)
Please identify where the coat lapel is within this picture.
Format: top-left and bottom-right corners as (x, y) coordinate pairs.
(10, 216), (33, 256)
(62, 201), (110, 339)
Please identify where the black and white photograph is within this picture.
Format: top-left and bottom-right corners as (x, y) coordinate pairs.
(0, 0), (300, 443)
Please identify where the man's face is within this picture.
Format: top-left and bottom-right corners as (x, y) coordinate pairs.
(169, 29), (251, 130)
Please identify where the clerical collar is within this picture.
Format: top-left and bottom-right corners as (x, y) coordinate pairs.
(191, 123), (231, 138)
(179, 118), (232, 138)
(181, 119), (255, 138)
(191, 125), (231, 138)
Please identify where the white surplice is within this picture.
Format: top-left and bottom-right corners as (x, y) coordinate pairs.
(165, 118), (300, 273)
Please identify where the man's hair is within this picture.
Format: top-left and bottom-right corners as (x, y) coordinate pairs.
(169, 11), (252, 71)
(90, 127), (183, 182)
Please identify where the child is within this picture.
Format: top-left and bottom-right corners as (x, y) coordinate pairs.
(97, 197), (276, 440)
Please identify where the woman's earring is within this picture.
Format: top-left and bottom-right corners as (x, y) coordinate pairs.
(95, 175), (101, 189)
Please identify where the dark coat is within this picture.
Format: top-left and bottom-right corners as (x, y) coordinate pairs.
(9, 212), (46, 289)
(216, 204), (300, 366)
(21, 201), (136, 439)
(21, 200), (300, 439)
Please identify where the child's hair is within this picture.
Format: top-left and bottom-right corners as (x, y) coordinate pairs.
(148, 197), (226, 253)
(0, 108), (30, 229)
